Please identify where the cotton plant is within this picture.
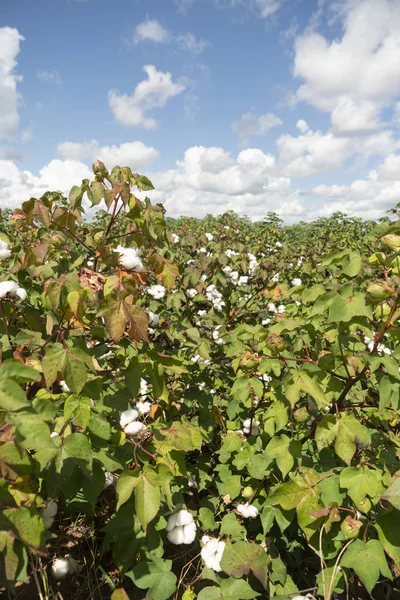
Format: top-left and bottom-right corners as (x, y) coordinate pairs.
(200, 535), (226, 572)
(206, 284), (225, 312)
(0, 280), (27, 301)
(166, 509), (197, 545)
(114, 245), (144, 272)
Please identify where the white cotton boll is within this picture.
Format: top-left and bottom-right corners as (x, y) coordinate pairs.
(16, 288), (27, 301)
(0, 280), (18, 298)
(201, 274), (207, 282)
(59, 380), (71, 394)
(198, 309), (207, 317)
(103, 471), (116, 489)
(136, 401), (151, 415)
(291, 597), (307, 600)
(247, 505), (259, 518)
(124, 421), (146, 436)
(243, 418), (260, 436)
(140, 378), (148, 399)
(277, 305), (285, 314)
(42, 501), (58, 527)
(237, 504), (250, 518)
(120, 408), (139, 429)
(167, 526), (186, 545)
(0, 240), (11, 259)
(148, 285), (166, 299)
(166, 513), (178, 531)
(205, 232), (213, 241)
(51, 558), (71, 579)
(175, 509), (194, 527)
(114, 245), (144, 272)
(238, 276), (248, 286)
(186, 288), (198, 299)
(291, 278), (302, 287)
(237, 503), (258, 519)
(199, 247), (207, 253)
(182, 521), (197, 544)
(148, 311), (159, 326)
(222, 266), (232, 274)
(201, 538), (226, 572)
(188, 474), (198, 489)
(272, 273), (280, 283)
(267, 303), (277, 313)
(275, 241), (282, 248)
(200, 535), (212, 547)
(172, 233), (179, 243)
(50, 431), (60, 438)
(262, 318), (271, 326)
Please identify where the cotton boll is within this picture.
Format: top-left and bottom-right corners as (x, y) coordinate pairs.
(186, 288), (198, 299)
(175, 509), (194, 527)
(50, 431), (60, 438)
(0, 240), (11, 259)
(182, 521), (197, 544)
(136, 400), (151, 415)
(247, 505), (259, 518)
(120, 408), (139, 429)
(103, 471), (116, 489)
(275, 241), (282, 248)
(114, 245), (144, 272)
(124, 421), (146, 436)
(201, 537), (226, 572)
(237, 503), (258, 519)
(59, 380), (71, 394)
(167, 526), (186, 545)
(242, 418), (260, 436)
(16, 288), (27, 301)
(148, 311), (159, 326)
(291, 597), (307, 600)
(43, 501), (58, 518)
(291, 278), (302, 287)
(0, 280), (18, 298)
(140, 378), (148, 399)
(148, 285), (166, 299)
(51, 558), (71, 579)
(205, 232), (213, 241)
(172, 233), (179, 243)
(188, 474), (198, 489)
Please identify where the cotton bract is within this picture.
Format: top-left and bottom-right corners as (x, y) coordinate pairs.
(114, 245), (144, 271)
(0, 240), (11, 259)
(167, 510), (196, 545)
(200, 535), (226, 572)
(237, 503), (259, 518)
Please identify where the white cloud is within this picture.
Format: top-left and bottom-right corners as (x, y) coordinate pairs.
(232, 112), (282, 144)
(176, 32), (209, 54)
(293, 0), (400, 134)
(175, 0), (195, 12)
(0, 148), (23, 161)
(133, 19), (209, 54)
(255, 0), (281, 19)
(37, 70), (63, 84)
(57, 139), (159, 169)
(0, 159), (91, 209)
(0, 27), (24, 139)
(133, 20), (169, 44)
(108, 65), (186, 129)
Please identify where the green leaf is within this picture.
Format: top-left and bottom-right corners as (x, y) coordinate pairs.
(198, 578), (259, 600)
(328, 292), (372, 323)
(339, 467), (380, 504)
(286, 371), (329, 409)
(334, 414), (370, 465)
(375, 509), (400, 568)
(127, 556), (177, 600)
(116, 470), (140, 510)
(135, 471), (161, 532)
(0, 360), (41, 384)
(382, 475), (400, 509)
(111, 590), (130, 600)
(220, 541), (269, 588)
(341, 540), (392, 594)
(0, 378), (30, 411)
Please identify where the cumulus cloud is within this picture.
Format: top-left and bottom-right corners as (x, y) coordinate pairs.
(232, 112), (282, 144)
(0, 159), (91, 210)
(37, 70), (63, 84)
(293, 0), (400, 134)
(213, 0), (282, 20)
(57, 139), (159, 169)
(108, 65), (186, 129)
(133, 19), (209, 54)
(133, 20), (169, 44)
(0, 27), (24, 139)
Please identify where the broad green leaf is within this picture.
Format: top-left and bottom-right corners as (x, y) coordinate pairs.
(341, 540), (392, 594)
(116, 470), (140, 510)
(220, 540), (269, 588)
(0, 378), (30, 411)
(198, 578), (259, 600)
(127, 556), (177, 600)
(375, 509), (400, 568)
(135, 471), (161, 532)
(382, 475), (400, 510)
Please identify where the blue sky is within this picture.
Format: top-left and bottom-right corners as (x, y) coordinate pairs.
(1, 0), (400, 222)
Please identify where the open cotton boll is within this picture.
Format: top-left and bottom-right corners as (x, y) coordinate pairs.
(291, 278), (302, 287)
(148, 284), (166, 299)
(172, 233), (179, 243)
(42, 500), (58, 528)
(175, 509), (194, 527)
(0, 240), (11, 259)
(167, 526), (186, 545)
(0, 280), (19, 299)
(167, 510), (196, 545)
(148, 311), (159, 326)
(124, 421), (146, 436)
(186, 288), (198, 299)
(51, 558), (71, 579)
(59, 380), (71, 393)
(136, 400), (151, 415)
(237, 503), (259, 519)
(120, 408), (139, 429)
(103, 471), (116, 489)
(275, 241), (282, 248)
(182, 521), (197, 544)
(242, 418), (260, 436)
(200, 536), (226, 572)
(205, 232), (213, 241)
(114, 245), (144, 272)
